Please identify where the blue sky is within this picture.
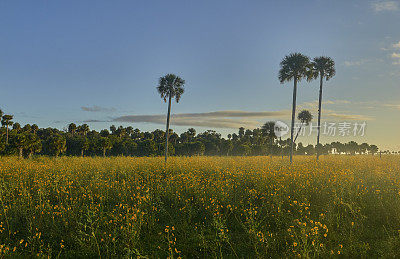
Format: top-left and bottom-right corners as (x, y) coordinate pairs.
(0, 0), (399, 150)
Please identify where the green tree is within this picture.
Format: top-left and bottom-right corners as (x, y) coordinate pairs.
(294, 110), (313, 143)
(262, 121), (276, 156)
(25, 133), (42, 158)
(22, 124), (31, 132)
(13, 123), (21, 132)
(77, 136), (89, 157)
(311, 56), (336, 161)
(68, 123), (77, 135)
(100, 129), (110, 137)
(1, 114), (14, 144)
(187, 128), (196, 141)
(137, 139), (157, 156)
(279, 53), (312, 163)
(238, 127), (245, 139)
(126, 126), (134, 137)
(77, 124), (90, 136)
(31, 124), (39, 134)
(99, 137), (112, 157)
(110, 125), (117, 135)
(156, 74), (186, 163)
(11, 132), (27, 158)
(47, 134), (66, 157)
(220, 139), (233, 156)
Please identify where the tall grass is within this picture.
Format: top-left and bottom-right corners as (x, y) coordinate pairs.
(0, 156), (399, 257)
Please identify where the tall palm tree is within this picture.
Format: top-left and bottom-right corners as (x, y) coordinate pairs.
(157, 74), (186, 163)
(311, 56), (335, 161)
(279, 53), (312, 163)
(294, 110), (313, 143)
(1, 114), (14, 145)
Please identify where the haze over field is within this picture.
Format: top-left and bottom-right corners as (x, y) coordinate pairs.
(0, 0), (399, 150)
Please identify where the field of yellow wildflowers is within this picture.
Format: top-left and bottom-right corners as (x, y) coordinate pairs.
(0, 156), (399, 257)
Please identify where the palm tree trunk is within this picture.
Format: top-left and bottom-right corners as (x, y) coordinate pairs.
(6, 126), (9, 145)
(81, 149), (84, 157)
(316, 75), (323, 161)
(103, 148), (106, 157)
(19, 147), (23, 158)
(164, 93), (172, 163)
(289, 77), (298, 163)
(270, 137), (273, 158)
(294, 124), (303, 143)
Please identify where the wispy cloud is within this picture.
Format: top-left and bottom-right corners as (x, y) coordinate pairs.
(111, 110), (290, 129)
(81, 105), (116, 112)
(344, 60), (367, 67)
(371, 0), (399, 12)
(299, 99), (351, 110)
(298, 100), (374, 121)
(83, 104), (371, 130)
(384, 104), (400, 109)
(325, 113), (373, 121)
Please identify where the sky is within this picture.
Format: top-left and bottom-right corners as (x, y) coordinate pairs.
(0, 0), (399, 151)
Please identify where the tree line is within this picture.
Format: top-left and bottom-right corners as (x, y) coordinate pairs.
(0, 109), (385, 158)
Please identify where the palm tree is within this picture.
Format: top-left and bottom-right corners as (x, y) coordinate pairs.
(261, 121), (276, 157)
(31, 124), (39, 135)
(78, 124), (90, 136)
(99, 137), (112, 157)
(311, 56), (335, 161)
(77, 136), (89, 157)
(279, 53), (313, 163)
(25, 133), (42, 158)
(294, 110), (313, 143)
(68, 123), (77, 135)
(156, 74), (186, 163)
(47, 134), (66, 157)
(1, 114), (14, 144)
(12, 132), (27, 158)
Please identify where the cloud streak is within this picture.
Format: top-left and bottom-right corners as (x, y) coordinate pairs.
(344, 60), (367, 67)
(81, 105), (116, 112)
(371, 0), (399, 11)
(82, 106), (371, 129)
(112, 110), (290, 129)
(384, 104), (400, 110)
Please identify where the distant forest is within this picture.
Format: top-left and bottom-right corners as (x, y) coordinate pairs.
(0, 110), (390, 159)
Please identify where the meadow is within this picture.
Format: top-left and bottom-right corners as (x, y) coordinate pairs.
(0, 156), (399, 258)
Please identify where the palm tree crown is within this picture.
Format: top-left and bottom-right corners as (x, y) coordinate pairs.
(157, 74), (185, 103)
(297, 110), (313, 126)
(279, 53), (312, 83)
(311, 56), (336, 80)
(261, 121), (276, 139)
